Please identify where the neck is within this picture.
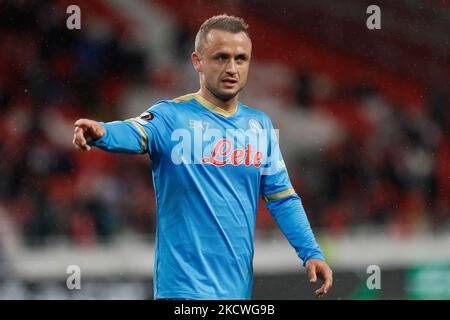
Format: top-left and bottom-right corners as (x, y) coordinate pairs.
(198, 86), (238, 112)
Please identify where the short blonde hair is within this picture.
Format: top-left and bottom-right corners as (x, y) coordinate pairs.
(195, 14), (250, 53)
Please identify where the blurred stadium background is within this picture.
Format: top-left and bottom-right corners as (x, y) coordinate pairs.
(0, 0), (449, 299)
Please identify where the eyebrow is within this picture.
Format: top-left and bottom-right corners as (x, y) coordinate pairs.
(213, 52), (249, 59)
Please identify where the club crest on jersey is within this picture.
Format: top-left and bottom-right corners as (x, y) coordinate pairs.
(248, 119), (263, 132)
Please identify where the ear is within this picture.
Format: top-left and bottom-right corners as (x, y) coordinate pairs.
(191, 51), (202, 73)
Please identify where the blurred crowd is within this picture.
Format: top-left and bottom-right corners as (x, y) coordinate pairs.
(0, 0), (448, 248)
(291, 73), (450, 235)
(0, 0), (154, 246)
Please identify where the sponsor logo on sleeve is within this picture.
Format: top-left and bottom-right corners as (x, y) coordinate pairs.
(134, 111), (154, 125)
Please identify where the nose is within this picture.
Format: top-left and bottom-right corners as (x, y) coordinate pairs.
(225, 59), (237, 75)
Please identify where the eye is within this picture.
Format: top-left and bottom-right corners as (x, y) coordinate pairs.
(215, 54), (228, 61)
(235, 55), (248, 63)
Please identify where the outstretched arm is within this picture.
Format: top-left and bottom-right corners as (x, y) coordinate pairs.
(72, 118), (149, 154)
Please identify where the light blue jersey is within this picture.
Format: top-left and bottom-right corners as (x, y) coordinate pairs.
(90, 92), (325, 299)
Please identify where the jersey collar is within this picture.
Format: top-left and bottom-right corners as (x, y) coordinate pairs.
(194, 93), (238, 118)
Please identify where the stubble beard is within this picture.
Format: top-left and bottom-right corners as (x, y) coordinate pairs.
(206, 82), (243, 102)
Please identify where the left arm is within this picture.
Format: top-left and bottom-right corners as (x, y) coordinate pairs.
(264, 192), (324, 264)
(264, 192), (333, 298)
(260, 116), (332, 298)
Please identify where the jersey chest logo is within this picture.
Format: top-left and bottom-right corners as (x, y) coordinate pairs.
(171, 127), (269, 168)
(202, 139), (263, 167)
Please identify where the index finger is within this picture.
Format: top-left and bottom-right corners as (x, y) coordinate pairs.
(74, 118), (92, 128)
